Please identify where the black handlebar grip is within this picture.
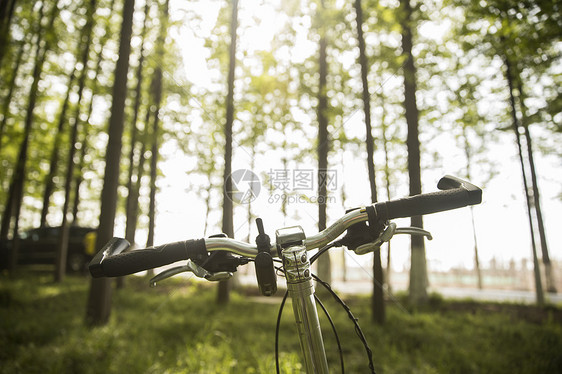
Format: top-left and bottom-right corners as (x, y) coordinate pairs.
(89, 238), (206, 278)
(374, 175), (482, 221)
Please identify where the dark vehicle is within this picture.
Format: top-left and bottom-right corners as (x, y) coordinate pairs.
(0, 226), (97, 272)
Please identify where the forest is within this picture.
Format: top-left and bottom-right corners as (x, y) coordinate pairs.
(0, 0), (561, 330)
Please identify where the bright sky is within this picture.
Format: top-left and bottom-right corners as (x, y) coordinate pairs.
(126, 0), (562, 274)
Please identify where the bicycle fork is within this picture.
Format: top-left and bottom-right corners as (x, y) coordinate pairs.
(282, 243), (329, 374)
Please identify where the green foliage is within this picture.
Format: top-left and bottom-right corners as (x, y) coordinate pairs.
(2, 272), (562, 373)
(1, 0), (560, 245)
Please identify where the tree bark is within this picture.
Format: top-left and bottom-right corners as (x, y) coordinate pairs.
(380, 92), (392, 291)
(0, 38), (25, 155)
(71, 0), (117, 225)
(400, 0), (427, 305)
(461, 124), (483, 289)
(40, 67), (76, 228)
(1, 0), (47, 242)
(1, 1), (58, 272)
(516, 80), (556, 294)
(316, 30), (332, 286)
(503, 52), (544, 307)
(85, 0), (135, 326)
(0, 0), (17, 67)
(145, 0), (168, 280)
(124, 0), (150, 248)
(54, 0), (96, 282)
(353, 0), (384, 324)
(218, 0), (238, 305)
(118, 0), (150, 290)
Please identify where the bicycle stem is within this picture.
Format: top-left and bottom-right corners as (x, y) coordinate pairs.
(204, 208), (367, 258)
(282, 244), (329, 374)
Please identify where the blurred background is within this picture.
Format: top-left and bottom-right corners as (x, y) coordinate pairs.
(0, 0), (561, 301)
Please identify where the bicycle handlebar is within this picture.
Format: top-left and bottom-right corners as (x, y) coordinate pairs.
(373, 175), (482, 221)
(89, 175), (481, 278)
(89, 238), (207, 278)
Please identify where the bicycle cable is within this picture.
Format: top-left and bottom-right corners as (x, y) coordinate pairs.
(312, 272), (376, 374)
(315, 293), (345, 373)
(310, 241), (377, 372)
(273, 266), (344, 374)
(272, 247), (377, 374)
(309, 241), (341, 264)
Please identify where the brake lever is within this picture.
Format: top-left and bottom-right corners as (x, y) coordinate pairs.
(354, 223), (433, 255)
(149, 260), (233, 287)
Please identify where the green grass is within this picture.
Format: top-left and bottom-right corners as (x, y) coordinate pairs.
(1, 271), (561, 373)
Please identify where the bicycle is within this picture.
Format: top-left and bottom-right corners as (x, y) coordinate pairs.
(89, 175), (482, 373)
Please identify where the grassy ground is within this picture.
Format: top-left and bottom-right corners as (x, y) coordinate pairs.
(1, 271), (562, 373)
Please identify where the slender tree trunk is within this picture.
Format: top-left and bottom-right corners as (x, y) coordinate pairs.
(516, 80), (555, 294)
(124, 0), (150, 246)
(0, 0), (17, 67)
(40, 67), (77, 228)
(1, 0), (46, 241)
(400, 0), (427, 305)
(461, 124), (483, 289)
(145, 74), (162, 274)
(71, 119), (88, 224)
(2, 1), (58, 272)
(85, 0), (135, 326)
(202, 187), (211, 237)
(71, 0), (116, 225)
(503, 52), (544, 307)
(339, 150), (347, 282)
(281, 154), (288, 224)
(145, 0), (168, 279)
(145, 125), (158, 264)
(380, 92), (392, 292)
(316, 30), (331, 286)
(245, 144), (256, 243)
(130, 139), (146, 238)
(117, 0), (151, 289)
(54, 108), (80, 282)
(0, 39), (25, 155)
(218, 0), (238, 305)
(353, 0), (384, 324)
(54, 0), (96, 282)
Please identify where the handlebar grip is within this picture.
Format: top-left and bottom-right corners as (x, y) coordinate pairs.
(374, 175), (482, 221)
(89, 238), (206, 278)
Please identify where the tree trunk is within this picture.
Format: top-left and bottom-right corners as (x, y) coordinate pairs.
(1, 1), (58, 272)
(118, 0), (151, 289)
(71, 0), (116, 225)
(353, 0), (384, 324)
(1, 0), (47, 242)
(380, 91), (393, 292)
(145, 0), (168, 279)
(339, 151), (347, 282)
(0, 38), (25, 155)
(516, 80), (555, 294)
(245, 144), (256, 243)
(400, 0), (427, 305)
(85, 0), (135, 326)
(461, 124), (483, 289)
(54, 0), (96, 282)
(218, 0), (238, 305)
(124, 0), (150, 247)
(145, 75), (162, 274)
(503, 52), (544, 307)
(40, 67), (76, 228)
(0, 0), (17, 67)
(316, 30), (331, 287)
